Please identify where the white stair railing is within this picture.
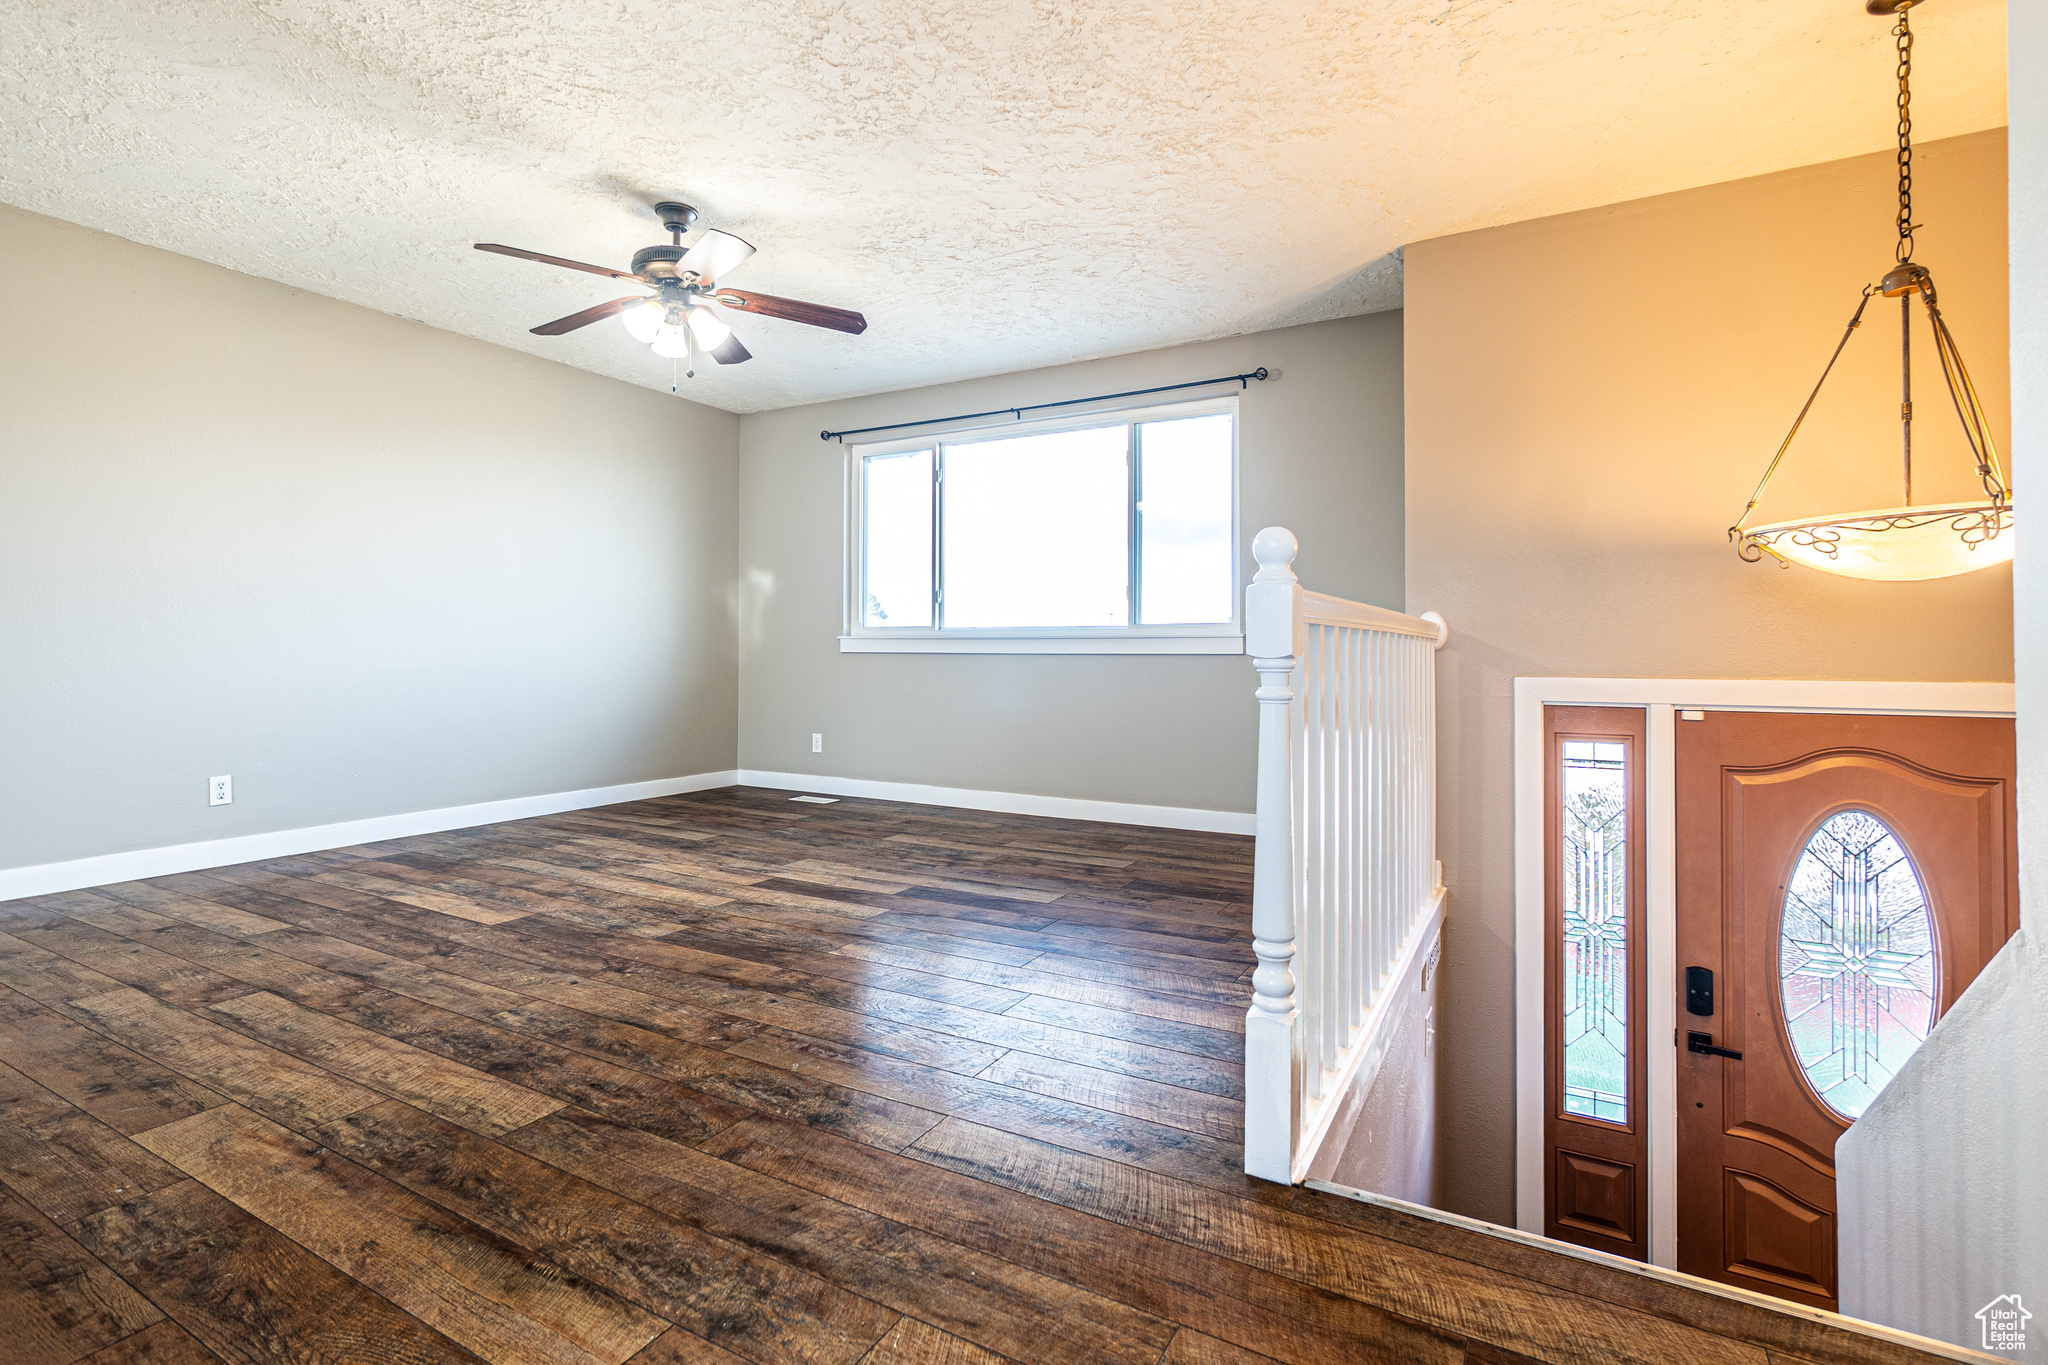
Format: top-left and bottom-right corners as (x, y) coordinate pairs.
(1244, 527), (1447, 1184)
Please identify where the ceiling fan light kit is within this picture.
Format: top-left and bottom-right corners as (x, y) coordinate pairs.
(1729, 0), (2010, 582)
(474, 198), (867, 376)
(620, 298), (665, 344)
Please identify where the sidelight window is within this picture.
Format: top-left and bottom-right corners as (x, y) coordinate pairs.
(1560, 740), (1630, 1123)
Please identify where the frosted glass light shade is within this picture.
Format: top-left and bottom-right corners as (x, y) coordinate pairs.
(1742, 500), (2012, 581)
(620, 299), (665, 343)
(649, 325), (690, 359)
(685, 306), (731, 349)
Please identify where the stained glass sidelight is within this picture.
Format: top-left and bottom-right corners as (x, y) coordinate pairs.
(1779, 810), (1937, 1120)
(1561, 740), (1629, 1124)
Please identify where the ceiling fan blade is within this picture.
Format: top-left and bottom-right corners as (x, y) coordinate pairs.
(530, 296), (646, 336)
(711, 332), (752, 365)
(715, 290), (867, 335)
(677, 229), (755, 284)
(475, 243), (637, 281)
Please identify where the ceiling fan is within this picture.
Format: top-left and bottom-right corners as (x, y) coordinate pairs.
(475, 200), (867, 369)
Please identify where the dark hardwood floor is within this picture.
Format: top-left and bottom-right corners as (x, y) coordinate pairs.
(0, 787), (1961, 1364)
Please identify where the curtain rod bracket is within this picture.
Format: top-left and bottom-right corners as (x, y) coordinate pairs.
(820, 367), (1269, 442)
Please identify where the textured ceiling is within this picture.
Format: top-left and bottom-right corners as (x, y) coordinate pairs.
(0, 0), (2008, 413)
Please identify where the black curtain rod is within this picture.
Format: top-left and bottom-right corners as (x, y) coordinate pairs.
(820, 367), (1270, 442)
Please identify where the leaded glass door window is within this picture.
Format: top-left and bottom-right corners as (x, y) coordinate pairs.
(1779, 809), (1937, 1121)
(1543, 707), (1648, 1262)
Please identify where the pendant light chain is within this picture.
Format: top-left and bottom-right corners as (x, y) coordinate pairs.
(1894, 5), (1917, 264)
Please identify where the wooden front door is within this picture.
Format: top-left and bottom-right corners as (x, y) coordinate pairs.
(1674, 711), (2017, 1309)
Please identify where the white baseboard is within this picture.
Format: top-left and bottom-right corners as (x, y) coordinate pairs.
(1, 766), (1251, 904)
(0, 770), (741, 903)
(737, 769), (1255, 835)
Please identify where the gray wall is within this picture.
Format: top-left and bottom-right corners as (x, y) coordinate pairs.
(0, 204), (741, 873)
(1838, 9), (2047, 1351)
(736, 314), (1404, 814)
(1405, 130), (2013, 1224)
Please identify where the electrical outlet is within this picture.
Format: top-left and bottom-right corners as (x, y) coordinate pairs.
(208, 775), (233, 806)
(811, 733), (823, 753)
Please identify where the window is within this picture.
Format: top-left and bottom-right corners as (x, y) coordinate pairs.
(845, 400), (1240, 653)
(1779, 809), (1936, 1120)
(1559, 738), (1631, 1123)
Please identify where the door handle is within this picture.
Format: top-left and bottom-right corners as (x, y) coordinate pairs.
(1687, 1030), (1742, 1060)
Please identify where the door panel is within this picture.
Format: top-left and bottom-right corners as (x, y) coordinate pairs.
(1555, 1151), (1637, 1241)
(1675, 711), (2016, 1309)
(1724, 1170), (1836, 1299)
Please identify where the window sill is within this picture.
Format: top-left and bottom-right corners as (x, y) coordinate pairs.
(839, 633), (1245, 656)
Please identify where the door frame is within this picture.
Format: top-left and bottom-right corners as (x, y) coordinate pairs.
(1511, 677), (2015, 1269)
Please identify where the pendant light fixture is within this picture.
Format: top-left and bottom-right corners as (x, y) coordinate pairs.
(1729, 0), (2009, 582)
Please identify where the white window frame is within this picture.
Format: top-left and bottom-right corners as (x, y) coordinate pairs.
(840, 395), (1244, 654)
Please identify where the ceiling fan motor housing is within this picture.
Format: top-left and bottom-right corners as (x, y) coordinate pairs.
(631, 244), (685, 278)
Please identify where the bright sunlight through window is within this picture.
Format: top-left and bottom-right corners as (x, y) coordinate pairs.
(853, 404), (1237, 650)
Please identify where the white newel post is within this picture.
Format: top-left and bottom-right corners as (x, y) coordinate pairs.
(1244, 526), (1302, 1182)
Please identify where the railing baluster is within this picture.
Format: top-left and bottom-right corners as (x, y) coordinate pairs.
(1327, 626), (1343, 1080)
(1406, 638), (1417, 937)
(1331, 625), (1346, 1057)
(1303, 624), (1320, 1100)
(1307, 624), (1323, 1092)
(1361, 628), (1373, 1023)
(1344, 625), (1354, 1053)
(1402, 638), (1412, 975)
(1394, 632), (1404, 998)
(1349, 624), (1364, 1038)
(1401, 642), (1410, 956)
(1244, 529), (1447, 1184)
(1377, 628), (1391, 1004)
(1343, 626), (1359, 1039)
(1368, 628), (1383, 1007)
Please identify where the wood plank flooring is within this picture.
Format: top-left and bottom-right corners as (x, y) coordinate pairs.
(0, 787), (1961, 1364)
